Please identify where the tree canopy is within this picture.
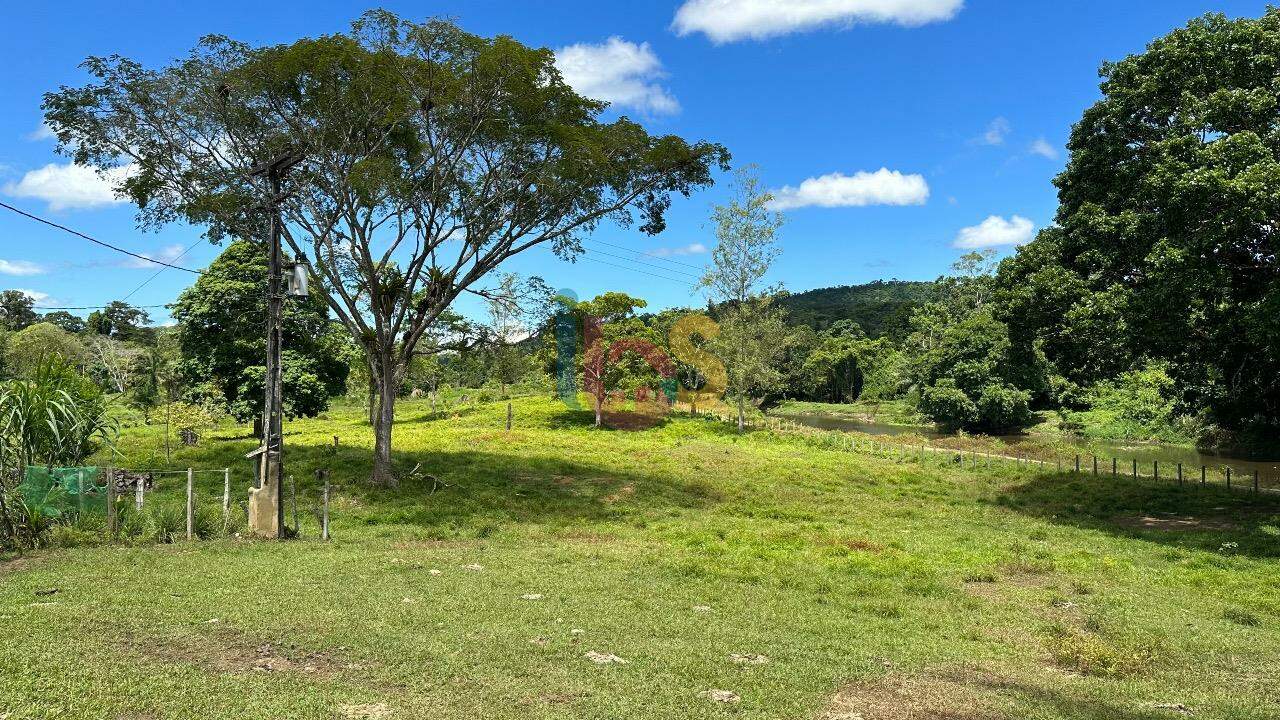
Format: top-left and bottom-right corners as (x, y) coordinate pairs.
(170, 240), (350, 421)
(996, 10), (1280, 435)
(45, 10), (729, 485)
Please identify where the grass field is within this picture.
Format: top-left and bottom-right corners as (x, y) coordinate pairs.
(2, 396), (1279, 719)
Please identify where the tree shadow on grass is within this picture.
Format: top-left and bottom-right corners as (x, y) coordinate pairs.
(974, 674), (1187, 720)
(993, 471), (1280, 559)
(400, 405), (481, 425)
(209, 432), (721, 534)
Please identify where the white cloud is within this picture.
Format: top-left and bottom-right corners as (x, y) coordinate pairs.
(672, 0), (964, 43)
(123, 244), (185, 269)
(555, 37), (680, 116)
(14, 289), (50, 304)
(769, 169), (929, 210)
(650, 242), (707, 257)
(27, 123), (55, 142)
(1029, 137), (1059, 159)
(979, 117), (1010, 146)
(0, 260), (45, 276)
(954, 215), (1034, 249)
(3, 162), (134, 211)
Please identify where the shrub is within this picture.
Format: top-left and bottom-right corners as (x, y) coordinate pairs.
(919, 379), (977, 432)
(976, 383), (1033, 431)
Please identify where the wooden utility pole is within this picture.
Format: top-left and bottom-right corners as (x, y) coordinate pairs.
(247, 151), (302, 539)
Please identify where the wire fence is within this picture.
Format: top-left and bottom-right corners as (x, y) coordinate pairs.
(674, 403), (1280, 498)
(10, 462), (336, 545)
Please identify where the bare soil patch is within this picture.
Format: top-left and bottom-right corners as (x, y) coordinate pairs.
(118, 625), (351, 677)
(820, 668), (1007, 720)
(1114, 514), (1235, 532)
(0, 555), (36, 576)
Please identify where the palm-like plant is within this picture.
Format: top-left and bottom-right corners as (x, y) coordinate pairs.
(0, 355), (117, 549)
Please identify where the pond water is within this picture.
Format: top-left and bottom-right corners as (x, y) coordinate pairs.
(770, 410), (1280, 486)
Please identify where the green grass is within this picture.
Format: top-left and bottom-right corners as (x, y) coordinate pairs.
(2, 396), (1279, 719)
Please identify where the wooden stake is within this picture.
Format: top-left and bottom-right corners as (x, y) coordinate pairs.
(105, 467), (117, 537)
(222, 468), (231, 530)
(321, 469), (330, 542)
(289, 474), (298, 535)
(507, 402), (513, 431)
(186, 468), (194, 541)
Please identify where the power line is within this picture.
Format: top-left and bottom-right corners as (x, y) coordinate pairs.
(543, 247), (697, 287)
(35, 303), (170, 310)
(586, 238), (706, 271)
(579, 243), (701, 279)
(0, 200), (203, 274)
(121, 237), (206, 303)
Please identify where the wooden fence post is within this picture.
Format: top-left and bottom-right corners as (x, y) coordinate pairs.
(1226, 467), (1232, 490)
(1254, 470), (1260, 494)
(289, 474), (298, 535)
(1093, 456), (1098, 475)
(222, 468), (231, 530)
(1177, 463), (1183, 486)
(1112, 458), (1117, 476)
(1132, 459), (1137, 479)
(1200, 465), (1206, 487)
(1154, 461), (1159, 483)
(320, 469), (330, 542)
(506, 402), (513, 431)
(105, 467), (117, 537)
(186, 468), (194, 541)
(135, 473), (145, 511)
(1075, 455), (1080, 473)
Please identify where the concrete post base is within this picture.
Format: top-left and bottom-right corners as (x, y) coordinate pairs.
(248, 453), (281, 538)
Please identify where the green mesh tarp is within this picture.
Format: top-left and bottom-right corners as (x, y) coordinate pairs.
(20, 466), (105, 517)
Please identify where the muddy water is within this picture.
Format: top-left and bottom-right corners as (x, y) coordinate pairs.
(770, 410), (1280, 485)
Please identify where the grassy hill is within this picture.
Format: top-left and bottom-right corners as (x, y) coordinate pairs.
(2, 396), (1278, 719)
(776, 280), (935, 338)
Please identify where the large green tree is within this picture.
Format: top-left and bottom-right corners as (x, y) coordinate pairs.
(86, 301), (154, 344)
(45, 11), (728, 485)
(171, 240), (350, 423)
(997, 11), (1280, 433)
(0, 291), (37, 333)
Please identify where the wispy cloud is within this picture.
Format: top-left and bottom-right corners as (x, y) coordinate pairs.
(649, 242), (707, 257)
(555, 37), (680, 116)
(769, 169), (929, 210)
(14, 288), (50, 304)
(3, 162), (134, 211)
(954, 215), (1034, 249)
(1029, 137), (1060, 160)
(27, 123), (55, 142)
(977, 117), (1010, 146)
(672, 0), (964, 43)
(122, 244), (185, 269)
(0, 259), (45, 276)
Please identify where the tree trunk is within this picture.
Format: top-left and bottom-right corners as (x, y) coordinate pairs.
(737, 398), (745, 433)
(366, 373), (378, 426)
(594, 395), (603, 427)
(371, 366), (398, 488)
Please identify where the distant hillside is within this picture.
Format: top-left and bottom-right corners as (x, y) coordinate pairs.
(777, 280), (936, 339)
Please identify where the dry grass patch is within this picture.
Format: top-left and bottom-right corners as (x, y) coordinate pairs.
(820, 668), (1007, 720)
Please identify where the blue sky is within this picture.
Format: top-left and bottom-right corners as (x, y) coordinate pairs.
(0, 0), (1271, 324)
